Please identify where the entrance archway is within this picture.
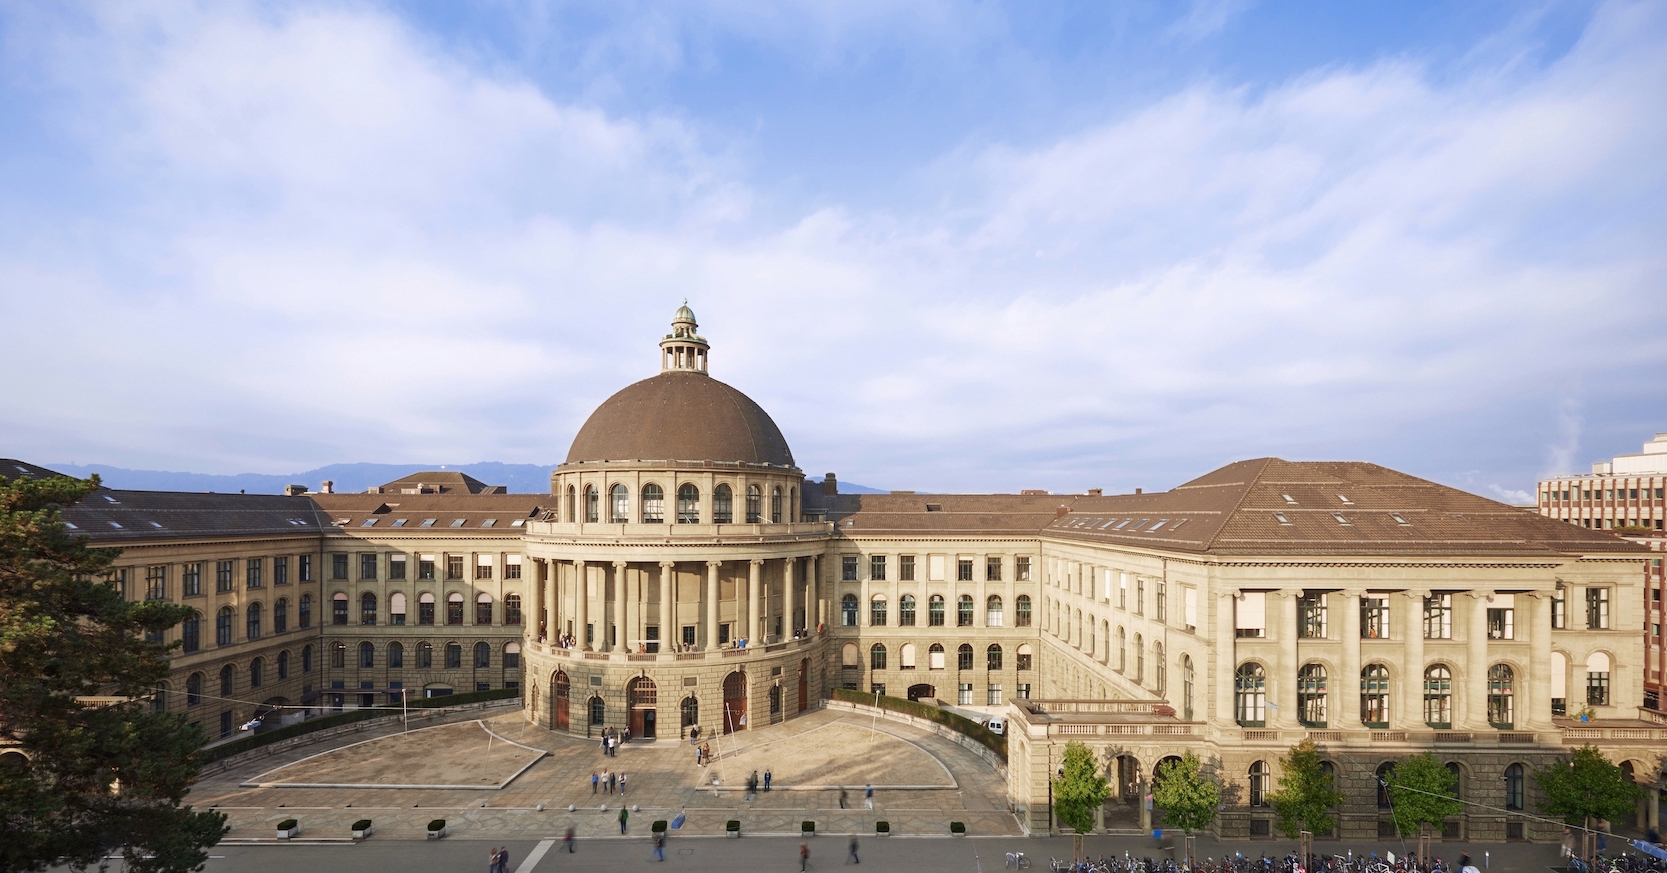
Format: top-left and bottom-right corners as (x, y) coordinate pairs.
(1115, 754), (1143, 802)
(553, 671), (570, 730)
(907, 683), (935, 702)
(628, 676), (658, 739)
(798, 658), (809, 712)
(722, 671), (747, 734)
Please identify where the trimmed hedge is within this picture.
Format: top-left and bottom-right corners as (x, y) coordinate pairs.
(197, 688), (520, 764)
(830, 688), (1006, 761)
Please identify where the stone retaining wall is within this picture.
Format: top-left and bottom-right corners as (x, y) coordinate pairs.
(198, 699), (521, 778)
(825, 698), (1007, 777)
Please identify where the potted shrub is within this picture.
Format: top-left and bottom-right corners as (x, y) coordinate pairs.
(802, 820), (816, 836)
(352, 819), (373, 839)
(276, 819), (299, 839)
(652, 820), (668, 834)
(875, 821), (890, 836)
(726, 820), (741, 838)
(426, 818), (447, 839)
(950, 821), (966, 837)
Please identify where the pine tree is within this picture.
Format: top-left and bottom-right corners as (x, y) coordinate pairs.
(1152, 751), (1221, 834)
(1267, 738), (1343, 838)
(1383, 753), (1461, 837)
(0, 473), (227, 872)
(1053, 740), (1109, 834)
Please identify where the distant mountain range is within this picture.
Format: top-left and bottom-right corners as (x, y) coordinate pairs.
(43, 462), (887, 496)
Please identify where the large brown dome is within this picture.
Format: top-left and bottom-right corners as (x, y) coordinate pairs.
(565, 371), (796, 467)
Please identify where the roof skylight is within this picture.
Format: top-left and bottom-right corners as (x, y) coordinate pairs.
(1332, 512), (1351, 525)
(510, 519), (526, 527)
(420, 518), (437, 527)
(481, 519), (497, 527)
(108, 521), (122, 529)
(1148, 519), (1168, 532)
(449, 519), (465, 527)
(1282, 494), (1297, 505)
(361, 519), (377, 527)
(1391, 513), (1409, 525)
(63, 522), (78, 530)
(1337, 494), (1354, 505)
(149, 521), (164, 529)
(1274, 512), (1291, 524)
(392, 519), (407, 527)
(102, 494), (120, 504)
(1114, 519), (1133, 530)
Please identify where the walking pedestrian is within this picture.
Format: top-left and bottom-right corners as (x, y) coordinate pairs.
(848, 836), (860, 865)
(764, 769), (772, 791)
(696, 746), (704, 766)
(496, 847), (510, 873)
(652, 831), (666, 862)
(618, 806), (630, 834)
(801, 842), (810, 872)
(864, 784), (873, 809)
(488, 846), (501, 873)
(600, 734), (608, 755)
(609, 771), (618, 794)
(838, 788), (848, 809)
(564, 826), (576, 853)
(592, 771), (599, 794)
(619, 772), (627, 796)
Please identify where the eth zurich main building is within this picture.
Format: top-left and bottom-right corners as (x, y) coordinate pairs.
(19, 305), (1664, 842)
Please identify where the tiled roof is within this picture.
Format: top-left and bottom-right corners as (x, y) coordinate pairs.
(60, 489), (332, 542)
(372, 470), (505, 495)
(310, 493), (548, 534)
(1, 459), (70, 480)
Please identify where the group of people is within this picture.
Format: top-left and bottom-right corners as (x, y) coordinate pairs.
(695, 742), (715, 766)
(744, 769), (773, 794)
(485, 846), (511, 873)
(599, 726), (628, 756)
(590, 769), (627, 795)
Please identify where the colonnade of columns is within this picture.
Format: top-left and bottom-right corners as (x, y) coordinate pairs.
(528, 554), (822, 652)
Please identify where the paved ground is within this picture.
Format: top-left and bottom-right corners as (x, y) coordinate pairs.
(191, 706), (1016, 842)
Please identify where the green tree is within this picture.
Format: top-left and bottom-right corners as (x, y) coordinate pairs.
(0, 473), (227, 872)
(1152, 752), (1221, 834)
(1383, 753), (1461, 837)
(1053, 740), (1109, 834)
(1534, 745), (1643, 828)
(1267, 738), (1343, 838)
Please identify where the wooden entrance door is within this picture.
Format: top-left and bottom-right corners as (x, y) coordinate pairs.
(722, 671), (747, 734)
(798, 658), (808, 712)
(553, 671), (570, 730)
(628, 676), (657, 739)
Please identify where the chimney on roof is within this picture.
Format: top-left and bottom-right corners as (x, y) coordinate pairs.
(1056, 506), (1069, 519)
(284, 484), (307, 496)
(320, 480), (334, 494)
(1087, 488), (1102, 497)
(1135, 488), (1143, 495)
(824, 473), (838, 496)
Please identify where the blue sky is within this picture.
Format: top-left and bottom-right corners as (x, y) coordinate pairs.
(2, 0), (1664, 499)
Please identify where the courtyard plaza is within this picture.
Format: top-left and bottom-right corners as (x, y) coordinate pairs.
(190, 706), (1015, 843)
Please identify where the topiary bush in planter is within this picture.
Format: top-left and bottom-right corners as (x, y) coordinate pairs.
(726, 820), (741, 838)
(652, 820), (668, 833)
(802, 820), (816, 835)
(276, 819), (299, 839)
(875, 821), (890, 836)
(426, 818), (447, 839)
(950, 821), (966, 836)
(352, 819), (373, 839)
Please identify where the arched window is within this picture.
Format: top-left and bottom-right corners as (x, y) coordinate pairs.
(476, 592), (493, 625)
(681, 695), (699, 727)
(1235, 663), (1266, 726)
(746, 485), (762, 523)
(1017, 644), (1033, 671)
(182, 611), (201, 653)
(1087, 613), (1096, 654)
(360, 592), (376, 625)
(302, 644), (313, 672)
(277, 649), (289, 679)
(249, 657), (263, 688)
(713, 484), (733, 524)
(1361, 664), (1390, 728)
(219, 665), (234, 697)
(900, 643), (917, 670)
(388, 642), (403, 668)
(246, 601), (263, 640)
(957, 594), (974, 627)
(1298, 663), (1329, 727)
(841, 594), (858, 627)
(1376, 762), (1395, 808)
(567, 485), (577, 522)
(475, 642), (491, 668)
(986, 595), (1004, 627)
(331, 641), (346, 668)
(1134, 633), (1145, 683)
(274, 598), (288, 633)
(447, 592), (464, 625)
(1446, 762), (1464, 800)
(641, 484), (665, 523)
(1016, 594), (1032, 627)
(842, 643), (859, 667)
(770, 486), (782, 523)
(928, 643), (945, 670)
(1504, 763), (1525, 810)
(899, 594), (917, 626)
(589, 695), (605, 725)
(584, 485), (599, 522)
(928, 594), (945, 626)
(871, 644), (888, 670)
(504, 593), (522, 625)
(359, 642), (374, 668)
(216, 606), (234, 646)
(186, 672), (203, 706)
(788, 487), (796, 522)
(388, 592), (406, 625)
(1155, 641), (1166, 696)
(332, 592), (348, 625)
(1249, 761), (1270, 807)
(1182, 655), (1194, 721)
(677, 483), (700, 524)
(504, 642), (520, 668)
(1423, 664), (1453, 728)
(870, 594), (888, 626)
(418, 591), (436, 625)
(417, 641), (433, 668)
(1116, 626), (1126, 671)
(1586, 652), (1611, 706)
(445, 642), (462, 669)
(1487, 664), (1515, 729)
(987, 644), (1003, 671)
(298, 593), (312, 628)
(610, 484), (629, 523)
(958, 644), (974, 670)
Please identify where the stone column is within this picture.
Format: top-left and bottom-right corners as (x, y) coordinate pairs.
(1467, 591), (1492, 730)
(1528, 591), (1553, 730)
(661, 561), (676, 653)
(705, 561), (721, 650)
(1405, 590), (1427, 729)
(748, 559), (762, 641)
(1648, 783), (1661, 832)
(575, 560), (589, 650)
(614, 561), (629, 652)
(785, 556), (798, 636)
(814, 555), (825, 631)
(1216, 591), (1236, 725)
(1275, 590), (1298, 730)
(860, 559), (872, 634)
(1341, 589), (1362, 729)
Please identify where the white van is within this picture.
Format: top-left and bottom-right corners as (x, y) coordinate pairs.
(986, 717), (1005, 735)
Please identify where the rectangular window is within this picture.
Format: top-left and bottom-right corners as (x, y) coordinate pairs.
(1587, 671), (1610, 706)
(475, 555), (493, 580)
(1235, 592), (1266, 638)
(1017, 683), (1031, 700)
(1015, 557), (1031, 581)
(360, 553), (377, 580)
(1183, 587), (1197, 631)
(1297, 592), (1328, 638)
(870, 555), (886, 581)
(986, 557), (1002, 581)
(182, 563), (201, 597)
(504, 556), (522, 579)
(899, 597), (916, 626)
(1487, 602), (1515, 640)
(871, 597), (887, 626)
(958, 683), (973, 706)
(273, 556), (289, 586)
(957, 559), (974, 582)
(246, 558), (262, 589)
(447, 556), (464, 580)
(1586, 587), (1610, 629)
(145, 565), (166, 601)
(900, 555), (916, 581)
(447, 597), (464, 626)
(842, 556), (858, 581)
(682, 625), (696, 647)
(929, 597), (945, 626)
(1551, 587), (1565, 629)
(298, 554), (312, 582)
(987, 684), (1003, 706)
(419, 557), (435, 580)
(1016, 596), (1031, 627)
(1361, 596), (1390, 639)
(216, 561), (235, 592)
(1423, 594), (1453, 639)
(870, 684), (886, 697)
(1156, 579), (1166, 621)
(1135, 577), (1145, 615)
(389, 555), (406, 580)
(331, 554), (348, 580)
(1118, 573), (1127, 609)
